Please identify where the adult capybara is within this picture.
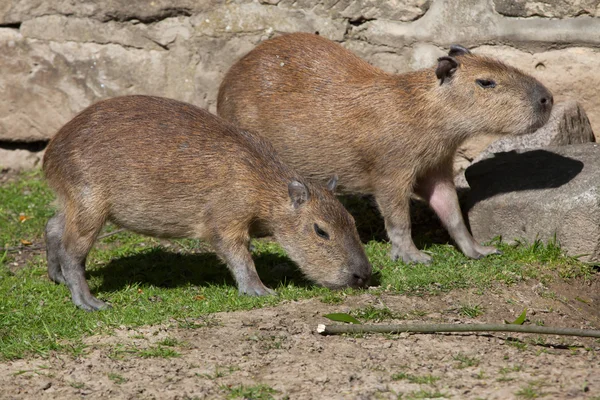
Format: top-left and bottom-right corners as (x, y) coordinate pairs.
(217, 33), (553, 264)
(43, 95), (371, 311)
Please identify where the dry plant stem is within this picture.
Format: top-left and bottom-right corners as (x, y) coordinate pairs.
(317, 323), (600, 338)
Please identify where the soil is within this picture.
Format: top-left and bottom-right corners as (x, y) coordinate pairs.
(1, 277), (599, 400)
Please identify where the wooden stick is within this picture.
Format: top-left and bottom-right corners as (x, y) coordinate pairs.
(317, 323), (600, 338)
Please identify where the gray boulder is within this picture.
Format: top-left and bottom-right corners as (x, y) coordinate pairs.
(0, 147), (44, 171)
(465, 143), (600, 262)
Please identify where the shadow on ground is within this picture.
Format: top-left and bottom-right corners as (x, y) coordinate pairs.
(88, 247), (314, 293)
(340, 195), (452, 248)
(464, 150), (584, 210)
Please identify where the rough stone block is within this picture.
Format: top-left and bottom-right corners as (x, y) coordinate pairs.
(494, 0), (600, 18)
(0, 148), (43, 171)
(465, 144), (600, 262)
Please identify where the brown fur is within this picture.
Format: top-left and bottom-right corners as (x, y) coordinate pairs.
(217, 33), (553, 263)
(43, 95), (371, 311)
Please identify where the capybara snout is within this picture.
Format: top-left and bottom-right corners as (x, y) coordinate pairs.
(43, 95), (371, 311)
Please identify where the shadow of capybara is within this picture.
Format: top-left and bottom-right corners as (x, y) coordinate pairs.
(43, 95), (371, 311)
(217, 33), (554, 264)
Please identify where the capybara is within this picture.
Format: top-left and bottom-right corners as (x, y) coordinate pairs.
(43, 95), (371, 311)
(217, 33), (553, 264)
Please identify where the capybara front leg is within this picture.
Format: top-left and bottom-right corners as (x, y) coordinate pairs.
(378, 194), (432, 264)
(214, 237), (276, 296)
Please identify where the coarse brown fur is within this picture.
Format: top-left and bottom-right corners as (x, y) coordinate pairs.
(43, 95), (371, 311)
(217, 33), (554, 263)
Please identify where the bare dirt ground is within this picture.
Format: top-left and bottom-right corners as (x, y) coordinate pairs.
(1, 276), (599, 400)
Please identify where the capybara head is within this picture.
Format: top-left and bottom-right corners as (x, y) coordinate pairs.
(273, 177), (372, 289)
(434, 45), (553, 136)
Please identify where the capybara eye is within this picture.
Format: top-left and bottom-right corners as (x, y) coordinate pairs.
(314, 224), (330, 240)
(476, 79), (496, 88)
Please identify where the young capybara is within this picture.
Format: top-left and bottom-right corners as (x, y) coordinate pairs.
(217, 33), (553, 264)
(43, 95), (371, 311)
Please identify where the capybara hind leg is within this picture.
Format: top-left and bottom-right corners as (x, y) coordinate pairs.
(214, 237), (275, 296)
(45, 212), (66, 284)
(60, 210), (110, 311)
(415, 172), (501, 259)
(377, 194), (432, 264)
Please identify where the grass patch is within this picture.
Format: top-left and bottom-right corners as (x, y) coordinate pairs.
(453, 353), (480, 369)
(222, 383), (278, 400)
(507, 338), (528, 351)
(0, 172), (597, 360)
(458, 303), (484, 318)
(516, 382), (546, 399)
(403, 389), (447, 399)
(0, 171), (55, 249)
(138, 345), (181, 359)
(197, 365), (239, 380)
(352, 305), (404, 322)
(108, 372), (127, 384)
(156, 337), (181, 347)
(320, 291), (345, 304)
(392, 371), (440, 385)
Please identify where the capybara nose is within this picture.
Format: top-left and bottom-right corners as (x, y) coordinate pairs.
(540, 94), (553, 107)
(352, 272), (370, 288)
(534, 85), (553, 112)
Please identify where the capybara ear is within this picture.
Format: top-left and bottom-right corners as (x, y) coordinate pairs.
(327, 175), (338, 192)
(435, 56), (459, 85)
(448, 44), (471, 57)
(288, 181), (310, 208)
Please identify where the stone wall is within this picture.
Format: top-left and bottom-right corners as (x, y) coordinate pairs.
(1, 0), (599, 168)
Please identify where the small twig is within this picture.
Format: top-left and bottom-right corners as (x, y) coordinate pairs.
(0, 229), (127, 254)
(316, 323), (600, 338)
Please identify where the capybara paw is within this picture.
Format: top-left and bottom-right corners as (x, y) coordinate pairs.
(239, 284), (276, 297)
(480, 245), (502, 256)
(74, 296), (111, 312)
(48, 271), (66, 285)
(391, 248), (432, 265)
(469, 245), (502, 259)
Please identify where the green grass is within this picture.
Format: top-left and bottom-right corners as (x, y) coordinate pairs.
(516, 382), (546, 399)
(402, 389), (447, 399)
(138, 345), (180, 358)
(392, 371), (440, 385)
(108, 372), (127, 384)
(453, 353), (480, 369)
(0, 170), (55, 248)
(108, 343), (180, 359)
(0, 172), (597, 360)
(458, 304), (484, 318)
(352, 305), (404, 322)
(156, 337), (182, 347)
(221, 383), (278, 400)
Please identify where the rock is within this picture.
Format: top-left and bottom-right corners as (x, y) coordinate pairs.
(0, 148), (44, 171)
(493, 0), (600, 18)
(0, 0), (209, 24)
(464, 143), (600, 262)
(455, 100), (595, 188)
